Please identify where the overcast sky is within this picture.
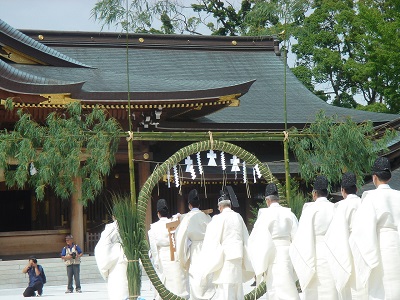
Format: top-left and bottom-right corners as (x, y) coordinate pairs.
(1, 0), (117, 32)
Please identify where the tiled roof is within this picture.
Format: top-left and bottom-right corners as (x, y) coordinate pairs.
(0, 19), (90, 68)
(0, 59), (84, 94)
(196, 51), (397, 127)
(1, 22), (397, 128)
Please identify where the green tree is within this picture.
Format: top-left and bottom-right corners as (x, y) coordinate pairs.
(0, 101), (121, 204)
(291, 65), (330, 102)
(292, 0), (400, 110)
(91, 0), (202, 34)
(354, 0), (400, 112)
(289, 111), (395, 189)
(191, 0), (251, 35)
(356, 102), (390, 114)
(292, 0), (360, 106)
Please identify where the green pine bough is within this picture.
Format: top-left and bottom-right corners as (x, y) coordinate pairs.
(137, 140), (281, 300)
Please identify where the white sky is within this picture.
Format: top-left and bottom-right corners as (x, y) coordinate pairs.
(1, 0), (117, 32)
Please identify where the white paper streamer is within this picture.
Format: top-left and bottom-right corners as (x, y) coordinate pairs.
(254, 164), (262, 178)
(221, 151), (226, 170)
(167, 167), (171, 188)
(230, 155), (240, 172)
(185, 156), (193, 172)
(196, 152), (203, 175)
(30, 162), (37, 176)
(243, 161), (247, 183)
(173, 165), (180, 187)
(207, 150), (217, 166)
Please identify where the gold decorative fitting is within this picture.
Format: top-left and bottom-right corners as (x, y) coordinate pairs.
(138, 38), (144, 43)
(232, 40), (237, 46)
(39, 94), (78, 105)
(218, 93), (241, 107)
(1, 46), (45, 65)
(38, 35), (44, 40)
(143, 153), (149, 160)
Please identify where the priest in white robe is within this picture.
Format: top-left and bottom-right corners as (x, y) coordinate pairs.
(325, 172), (366, 300)
(248, 183), (300, 300)
(94, 219), (129, 300)
(289, 175), (338, 300)
(175, 189), (214, 299)
(200, 186), (254, 300)
(148, 199), (189, 299)
(349, 157), (400, 300)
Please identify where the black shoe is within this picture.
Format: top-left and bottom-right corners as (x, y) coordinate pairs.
(76, 289), (82, 293)
(65, 290), (73, 293)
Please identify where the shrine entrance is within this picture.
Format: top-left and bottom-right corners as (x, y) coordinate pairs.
(137, 140), (276, 300)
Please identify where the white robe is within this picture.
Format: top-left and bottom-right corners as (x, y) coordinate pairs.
(289, 197), (338, 300)
(175, 208), (214, 299)
(148, 217), (189, 299)
(349, 184), (400, 300)
(325, 194), (366, 300)
(94, 221), (129, 300)
(248, 202), (300, 300)
(199, 207), (254, 300)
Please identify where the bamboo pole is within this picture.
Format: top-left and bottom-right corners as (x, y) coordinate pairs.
(129, 131), (309, 142)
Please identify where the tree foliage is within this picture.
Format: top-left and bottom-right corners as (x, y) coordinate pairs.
(0, 102), (121, 205)
(192, 0), (252, 35)
(91, 0), (202, 34)
(289, 111), (395, 189)
(292, 0), (400, 111)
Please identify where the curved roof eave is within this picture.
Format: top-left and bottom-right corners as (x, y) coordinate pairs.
(76, 80), (255, 101)
(0, 59), (85, 94)
(0, 18), (91, 68)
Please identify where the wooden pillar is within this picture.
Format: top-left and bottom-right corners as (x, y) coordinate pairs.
(71, 176), (84, 251)
(177, 193), (185, 214)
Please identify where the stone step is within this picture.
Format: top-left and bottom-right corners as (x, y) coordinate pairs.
(0, 255), (104, 289)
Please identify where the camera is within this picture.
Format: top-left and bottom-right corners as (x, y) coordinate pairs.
(71, 252), (77, 259)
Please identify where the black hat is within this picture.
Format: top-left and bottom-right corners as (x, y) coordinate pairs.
(157, 199), (168, 213)
(265, 183), (278, 197)
(372, 157), (391, 173)
(28, 255), (37, 263)
(313, 175), (328, 190)
(188, 189), (200, 206)
(218, 186), (239, 207)
(341, 172), (357, 188)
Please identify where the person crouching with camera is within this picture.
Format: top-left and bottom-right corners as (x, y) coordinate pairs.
(61, 234), (83, 293)
(22, 256), (44, 297)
